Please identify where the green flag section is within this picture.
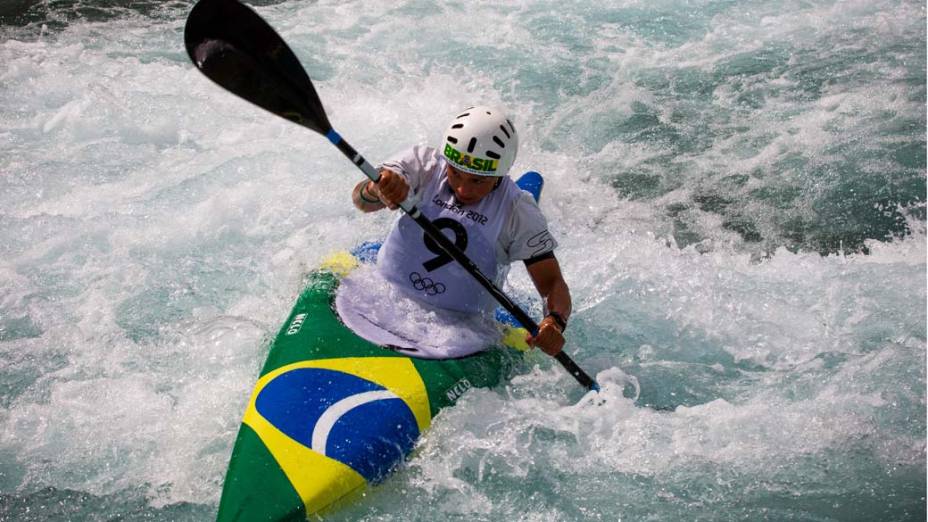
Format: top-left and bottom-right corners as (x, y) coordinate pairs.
(216, 268), (524, 520)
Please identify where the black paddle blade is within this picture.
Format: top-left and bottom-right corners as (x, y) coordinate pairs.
(184, 0), (332, 134)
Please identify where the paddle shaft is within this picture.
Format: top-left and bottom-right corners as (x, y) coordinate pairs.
(325, 130), (599, 392)
(184, 0), (599, 392)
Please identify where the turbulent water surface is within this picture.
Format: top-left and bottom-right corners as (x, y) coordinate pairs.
(1, 0), (925, 520)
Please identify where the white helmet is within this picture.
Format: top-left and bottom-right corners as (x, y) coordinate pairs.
(441, 106), (518, 177)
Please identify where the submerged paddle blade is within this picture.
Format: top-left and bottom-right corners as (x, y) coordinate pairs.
(184, 0), (332, 134)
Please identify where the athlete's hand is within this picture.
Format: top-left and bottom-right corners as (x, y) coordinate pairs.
(526, 316), (565, 356)
(371, 169), (409, 210)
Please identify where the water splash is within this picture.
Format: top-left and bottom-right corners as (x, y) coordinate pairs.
(0, 0), (923, 520)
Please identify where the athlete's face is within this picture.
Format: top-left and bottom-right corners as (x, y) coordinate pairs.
(446, 165), (499, 205)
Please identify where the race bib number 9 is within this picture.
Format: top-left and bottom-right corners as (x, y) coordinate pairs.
(422, 218), (468, 272)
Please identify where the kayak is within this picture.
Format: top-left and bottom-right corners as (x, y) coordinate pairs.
(216, 172), (544, 520)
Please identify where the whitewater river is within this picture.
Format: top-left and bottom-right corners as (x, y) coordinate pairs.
(1, 0), (924, 520)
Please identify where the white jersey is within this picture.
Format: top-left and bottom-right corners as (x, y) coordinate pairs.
(377, 145), (557, 314)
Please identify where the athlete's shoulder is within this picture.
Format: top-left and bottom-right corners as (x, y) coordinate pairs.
(508, 183), (546, 224)
(408, 144), (443, 163)
(381, 145), (446, 191)
(382, 144), (441, 170)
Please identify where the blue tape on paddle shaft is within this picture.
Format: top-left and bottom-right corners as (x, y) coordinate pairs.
(326, 129), (342, 145)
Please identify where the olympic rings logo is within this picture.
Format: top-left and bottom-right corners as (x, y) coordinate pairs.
(409, 272), (446, 295)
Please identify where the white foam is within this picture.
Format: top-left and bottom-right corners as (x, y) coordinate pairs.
(0, 0), (923, 515)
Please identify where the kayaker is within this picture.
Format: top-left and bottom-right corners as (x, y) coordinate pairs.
(350, 106), (570, 357)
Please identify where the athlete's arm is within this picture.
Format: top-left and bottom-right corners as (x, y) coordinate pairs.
(525, 255), (571, 356)
(352, 169), (409, 212)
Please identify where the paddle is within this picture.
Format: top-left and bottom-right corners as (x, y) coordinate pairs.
(184, 0), (600, 392)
